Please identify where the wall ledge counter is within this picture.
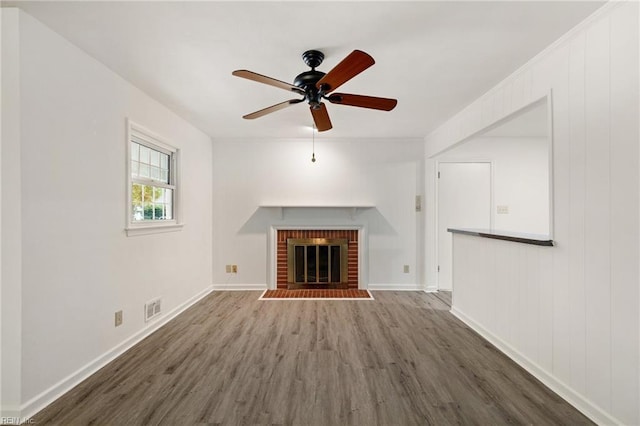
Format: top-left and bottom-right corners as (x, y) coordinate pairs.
(448, 228), (554, 246)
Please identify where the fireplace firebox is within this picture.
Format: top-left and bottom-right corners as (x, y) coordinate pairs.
(276, 229), (358, 289)
(287, 238), (348, 288)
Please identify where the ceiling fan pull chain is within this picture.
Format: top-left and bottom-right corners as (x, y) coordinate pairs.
(311, 123), (316, 163)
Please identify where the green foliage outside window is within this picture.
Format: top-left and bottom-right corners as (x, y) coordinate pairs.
(131, 183), (172, 221)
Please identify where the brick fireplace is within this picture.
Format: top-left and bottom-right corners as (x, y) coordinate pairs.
(276, 229), (359, 289)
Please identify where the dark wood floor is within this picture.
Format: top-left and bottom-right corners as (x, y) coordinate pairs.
(33, 291), (592, 425)
(433, 290), (452, 307)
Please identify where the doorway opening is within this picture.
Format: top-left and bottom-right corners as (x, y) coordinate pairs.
(434, 96), (551, 292)
(437, 162), (492, 290)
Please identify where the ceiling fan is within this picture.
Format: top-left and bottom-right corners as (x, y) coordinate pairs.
(232, 49), (397, 132)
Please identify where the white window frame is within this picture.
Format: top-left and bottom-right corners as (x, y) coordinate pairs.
(125, 119), (183, 236)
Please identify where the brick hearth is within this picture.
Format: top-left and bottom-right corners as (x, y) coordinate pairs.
(277, 229), (358, 289)
(261, 289), (371, 299)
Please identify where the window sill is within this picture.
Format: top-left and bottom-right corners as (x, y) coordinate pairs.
(126, 223), (184, 237)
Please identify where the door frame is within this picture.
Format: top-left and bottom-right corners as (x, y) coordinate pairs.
(436, 160), (494, 290)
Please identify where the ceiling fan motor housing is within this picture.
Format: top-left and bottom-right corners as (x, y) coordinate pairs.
(293, 70), (325, 89)
(294, 50), (328, 107)
(294, 70), (325, 107)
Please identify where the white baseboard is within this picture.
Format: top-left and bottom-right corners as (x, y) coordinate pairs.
(450, 307), (621, 426)
(19, 285), (214, 421)
(212, 283), (267, 291)
(367, 283), (424, 291)
(424, 285), (438, 293)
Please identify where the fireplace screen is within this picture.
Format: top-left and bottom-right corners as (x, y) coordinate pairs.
(287, 238), (348, 284)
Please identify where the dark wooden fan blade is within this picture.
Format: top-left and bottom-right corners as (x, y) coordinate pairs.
(310, 103), (332, 132)
(243, 99), (304, 119)
(327, 93), (397, 111)
(316, 50), (375, 93)
(233, 70), (305, 95)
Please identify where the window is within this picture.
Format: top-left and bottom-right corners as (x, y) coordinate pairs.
(126, 120), (182, 236)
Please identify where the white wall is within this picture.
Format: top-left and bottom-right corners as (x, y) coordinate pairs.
(425, 2), (639, 424)
(1, 10), (213, 418)
(437, 136), (549, 235)
(212, 138), (424, 290)
(1, 8), (23, 418)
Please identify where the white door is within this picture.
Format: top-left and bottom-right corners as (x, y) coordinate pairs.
(437, 162), (491, 290)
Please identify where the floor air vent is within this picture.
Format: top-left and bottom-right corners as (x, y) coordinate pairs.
(144, 297), (162, 322)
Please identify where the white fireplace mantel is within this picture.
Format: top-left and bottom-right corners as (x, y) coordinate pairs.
(259, 204), (375, 220)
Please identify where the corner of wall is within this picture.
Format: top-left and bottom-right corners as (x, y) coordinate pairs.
(1, 6), (23, 418)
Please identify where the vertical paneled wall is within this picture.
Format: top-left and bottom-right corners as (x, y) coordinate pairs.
(426, 3), (639, 424)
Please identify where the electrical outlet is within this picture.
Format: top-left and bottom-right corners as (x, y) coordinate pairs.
(225, 264), (231, 273)
(115, 310), (123, 327)
(231, 265), (238, 273)
(497, 205), (509, 214)
(403, 265), (410, 273)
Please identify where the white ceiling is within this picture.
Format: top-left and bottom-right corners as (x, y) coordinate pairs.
(5, 1), (604, 140)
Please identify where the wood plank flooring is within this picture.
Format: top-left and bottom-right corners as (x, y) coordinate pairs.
(33, 291), (592, 425)
(433, 290), (452, 307)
